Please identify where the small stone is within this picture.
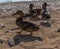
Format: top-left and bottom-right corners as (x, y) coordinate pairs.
(8, 39), (15, 47)
(0, 24), (6, 30)
(51, 21), (55, 23)
(0, 39), (4, 44)
(57, 28), (60, 32)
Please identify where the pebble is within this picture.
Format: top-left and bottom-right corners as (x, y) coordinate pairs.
(57, 28), (60, 32)
(0, 24), (6, 30)
(0, 39), (4, 44)
(8, 39), (15, 47)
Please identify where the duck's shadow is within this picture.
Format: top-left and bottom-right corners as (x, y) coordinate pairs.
(13, 34), (43, 45)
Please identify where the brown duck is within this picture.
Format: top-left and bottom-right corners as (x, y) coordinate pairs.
(29, 4), (42, 20)
(13, 10), (39, 35)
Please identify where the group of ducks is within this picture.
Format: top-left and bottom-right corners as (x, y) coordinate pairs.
(0, 2), (51, 47)
(12, 2), (51, 36)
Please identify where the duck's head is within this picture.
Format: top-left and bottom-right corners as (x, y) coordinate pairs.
(43, 2), (49, 6)
(12, 10), (24, 18)
(29, 4), (35, 10)
(30, 4), (35, 7)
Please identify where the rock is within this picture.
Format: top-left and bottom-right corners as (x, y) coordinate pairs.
(57, 28), (60, 32)
(8, 39), (15, 47)
(51, 21), (55, 24)
(0, 39), (4, 44)
(0, 24), (6, 30)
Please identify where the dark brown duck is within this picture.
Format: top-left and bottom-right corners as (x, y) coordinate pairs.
(13, 10), (39, 35)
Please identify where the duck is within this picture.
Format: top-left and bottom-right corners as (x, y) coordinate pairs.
(41, 2), (51, 20)
(29, 4), (42, 15)
(29, 4), (42, 20)
(13, 10), (39, 35)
